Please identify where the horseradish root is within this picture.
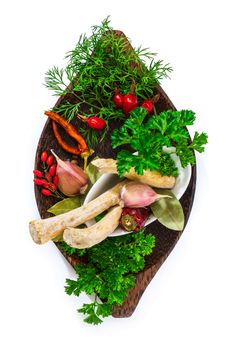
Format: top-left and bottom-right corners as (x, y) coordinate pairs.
(63, 206), (123, 249)
(91, 158), (176, 189)
(29, 180), (127, 244)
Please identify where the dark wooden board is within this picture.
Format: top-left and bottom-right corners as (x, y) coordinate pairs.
(34, 31), (196, 318)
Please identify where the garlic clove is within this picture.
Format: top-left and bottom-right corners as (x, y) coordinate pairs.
(56, 163), (82, 196)
(51, 150), (88, 197)
(120, 181), (171, 208)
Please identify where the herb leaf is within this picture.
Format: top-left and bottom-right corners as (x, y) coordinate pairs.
(47, 196), (82, 215)
(190, 131), (208, 153)
(111, 107), (208, 177)
(64, 229), (155, 324)
(85, 158), (102, 185)
(78, 303), (103, 325)
(45, 17), (172, 147)
(59, 241), (87, 257)
(150, 189), (184, 231)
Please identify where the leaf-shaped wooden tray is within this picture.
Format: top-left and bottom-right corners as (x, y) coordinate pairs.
(34, 31), (196, 318)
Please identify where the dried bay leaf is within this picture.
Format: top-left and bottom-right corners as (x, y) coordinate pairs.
(151, 189), (184, 231)
(47, 196), (82, 216)
(86, 157), (102, 185)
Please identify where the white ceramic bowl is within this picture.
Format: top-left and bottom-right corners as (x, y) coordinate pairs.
(84, 148), (191, 236)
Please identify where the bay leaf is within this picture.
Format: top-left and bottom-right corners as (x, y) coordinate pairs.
(150, 189), (184, 231)
(52, 234), (64, 242)
(86, 157), (101, 185)
(47, 196), (82, 216)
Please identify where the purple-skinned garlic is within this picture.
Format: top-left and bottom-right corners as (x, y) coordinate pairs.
(120, 181), (171, 208)
(51, 150), (88, 196)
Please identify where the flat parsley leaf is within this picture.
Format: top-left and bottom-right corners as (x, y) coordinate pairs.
(64, 229), (155, 325)
(111, 107), (208, 176)
(59, 241), (86, 257)
(190, 131), (208, 153)
(78, 303), (103, 325)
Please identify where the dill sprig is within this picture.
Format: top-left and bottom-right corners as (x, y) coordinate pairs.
(45, 16), (172, 147)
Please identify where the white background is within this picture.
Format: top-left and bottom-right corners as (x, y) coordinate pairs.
(1, 1), (231, 349)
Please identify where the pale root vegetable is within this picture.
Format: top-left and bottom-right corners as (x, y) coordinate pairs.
(29, 180), (127, 244)
(91, 158), (176, 189)
(63, 206), (123, 249)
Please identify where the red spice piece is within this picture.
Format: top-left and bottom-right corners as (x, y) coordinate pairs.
(46, 155), (54, 166)
(45, 172), (52, 183)
(41, 151), (48, 162)
(42, 180), (49, 188)
(49, 164), (57, 177)
(34, 178), (44, 186)
(33, 169), (43, 178)
(41, 189), (51, 196)
(48, 183), (57, 191)
(53, 175), (59, 185)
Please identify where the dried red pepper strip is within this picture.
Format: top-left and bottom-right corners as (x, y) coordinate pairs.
(45, 111), (88, 154)
(52, 121), (81, 155)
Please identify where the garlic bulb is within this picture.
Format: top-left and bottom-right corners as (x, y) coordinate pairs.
(120, 181), (171, 208)
(51, 150), (88, 196)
